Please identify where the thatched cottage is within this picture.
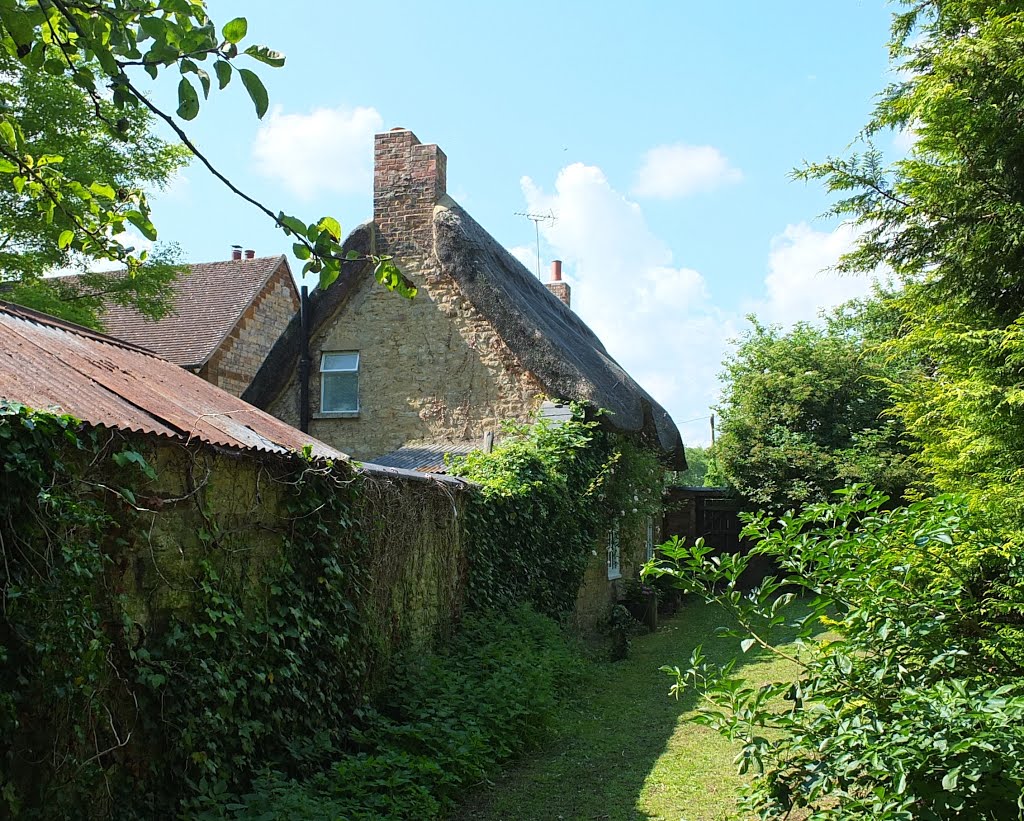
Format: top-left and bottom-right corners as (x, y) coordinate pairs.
(245, 128), (684, 470)
(243, 128), (686, 617)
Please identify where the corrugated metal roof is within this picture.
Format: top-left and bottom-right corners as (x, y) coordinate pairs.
(371, 442), (479, 474)
(0, 300), (346, 460)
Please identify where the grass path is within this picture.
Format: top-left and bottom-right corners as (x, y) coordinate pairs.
(453, 600), (799, 821)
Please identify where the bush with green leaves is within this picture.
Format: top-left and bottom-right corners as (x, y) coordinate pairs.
(713, 308), (918, 514)
(193, 605), (580, 820)
(648, 488), (1024, 819)
(449, 404), (664, 620)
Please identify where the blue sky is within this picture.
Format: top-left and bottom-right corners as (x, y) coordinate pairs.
(142, 1), (900, 446)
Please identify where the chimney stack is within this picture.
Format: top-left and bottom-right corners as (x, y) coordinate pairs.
(244, 249), (255, 260)
(231, 245), (242, 261)
(546, 259), (571, 308)
(373, 128), (447, 259)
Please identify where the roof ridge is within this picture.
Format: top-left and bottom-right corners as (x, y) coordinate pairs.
(0, 299), (166, 360)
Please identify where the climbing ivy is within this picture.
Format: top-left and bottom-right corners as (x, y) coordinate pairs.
(0, 402), (121, 816)
(449, 404), (664, 620)
(0, 402), (370, 817)
(1, 400), (666, 816)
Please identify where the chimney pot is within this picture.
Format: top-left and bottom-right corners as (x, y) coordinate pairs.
(244, 249), (255, 260)
(545, 262), (571, 309)
(231, 246), (242, 261)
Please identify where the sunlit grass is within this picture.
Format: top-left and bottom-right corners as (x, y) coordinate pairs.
(454, 599), (804, 821)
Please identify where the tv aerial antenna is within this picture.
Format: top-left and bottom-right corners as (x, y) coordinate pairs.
(514, 209), (556, 278)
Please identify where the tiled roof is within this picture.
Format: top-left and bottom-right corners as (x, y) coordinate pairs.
(92, 255), (294, 368)
(371, 442), (479, 474)
(0, 300), (345, 460)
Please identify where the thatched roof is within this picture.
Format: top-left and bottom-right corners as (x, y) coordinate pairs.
(433, 199), (684, 467)
(244, 208), (685, 468)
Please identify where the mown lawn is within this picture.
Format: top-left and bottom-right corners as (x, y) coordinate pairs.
(453, 599), (802, 821)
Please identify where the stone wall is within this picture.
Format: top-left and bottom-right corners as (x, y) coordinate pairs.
(572, 515), (660, 634)
(118, 434), (468, 673)
(200, 261), (299, 398)
(299, 129), (545, 461)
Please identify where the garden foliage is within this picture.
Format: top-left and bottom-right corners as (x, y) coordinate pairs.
(0, 401), (369, 817)
(1, 398), (652, 817)
(713, 307), (917, 514)
(193, 606), (579, 820)
(650, 488), (1024, 819)
(449, 405), (664, 621)
(659, 4), (1024, 814)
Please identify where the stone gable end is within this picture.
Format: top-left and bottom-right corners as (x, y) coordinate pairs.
(201, 261), (299, 397)
(301, 129), (545, 460)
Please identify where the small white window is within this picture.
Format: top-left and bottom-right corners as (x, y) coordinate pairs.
(320, 351), (359, 413)
(645, 516), (655, 562)
(607, 523), (621, 580)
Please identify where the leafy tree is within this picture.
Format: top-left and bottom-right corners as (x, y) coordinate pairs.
(656, 2), (1024, 816)
(0, 51), (187, 327)
(713, 303), (917, 513)
(800, 0), (1024, 511)
(672, 445), (724, 487)
(0, 1), (410, 303)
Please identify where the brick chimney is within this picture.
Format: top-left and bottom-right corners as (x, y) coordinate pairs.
(244, 249), (255, 260)
(231, 245), (242, 261)
(373, 128), (447, 260)
(545, 259), (571, 308)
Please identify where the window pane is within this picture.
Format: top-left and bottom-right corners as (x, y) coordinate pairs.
(321, 352), (358, 372)
(323, 372), (358, 412)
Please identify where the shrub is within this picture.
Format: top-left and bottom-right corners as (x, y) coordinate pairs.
(196, 605), (580, 819)
(648, 488), (1024, 819)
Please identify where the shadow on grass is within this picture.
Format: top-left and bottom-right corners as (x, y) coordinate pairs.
(452, 598), (813, 821)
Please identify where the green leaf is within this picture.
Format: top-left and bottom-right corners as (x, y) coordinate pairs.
(238, 68), (268, 118)
(125, 211), (158, 241)
(58, 230), (74, 249)
(317, 216), (341, 241)
(292, 242), (311, 260)
(319, 263), (340, 291)
(941, 768), (959, 791)
(345, 249), (362, 261)
(221, 17), (248, 44)
(740, 638), (756, 653)
(195, 67), (211, 99)
(0, 119), (17, 149)
(89, 181), (116, 199)
(0, 158), (16, 173)
(214, 59), (232, 90)
(176, 77), (200, 120)
(278, 213), (308, 237)
(112, 449), (157, 480)
(244, 44), (286, 68)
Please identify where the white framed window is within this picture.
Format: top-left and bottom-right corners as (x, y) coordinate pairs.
(645, 516), (655, 562)
(320, 351), (359, 414)
(607, 523), (621, 580)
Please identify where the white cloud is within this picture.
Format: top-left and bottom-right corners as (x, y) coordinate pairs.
(517, 168), (878, 446)
(632, 143), (742, 199)
(892, 125), (919, 154)
(752, 222), (877, 326)
(252, 104), (383, 199)
(520, 163), (734, 446)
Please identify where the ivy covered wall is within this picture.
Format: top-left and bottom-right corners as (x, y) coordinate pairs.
(0, 402), (468, 817)
(0, 401), (663, 817)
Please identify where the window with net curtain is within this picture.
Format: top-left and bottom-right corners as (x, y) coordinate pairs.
(320, 352), (359, 413)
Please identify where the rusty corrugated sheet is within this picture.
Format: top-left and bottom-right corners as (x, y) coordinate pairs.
(0, 300), (347, 460)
